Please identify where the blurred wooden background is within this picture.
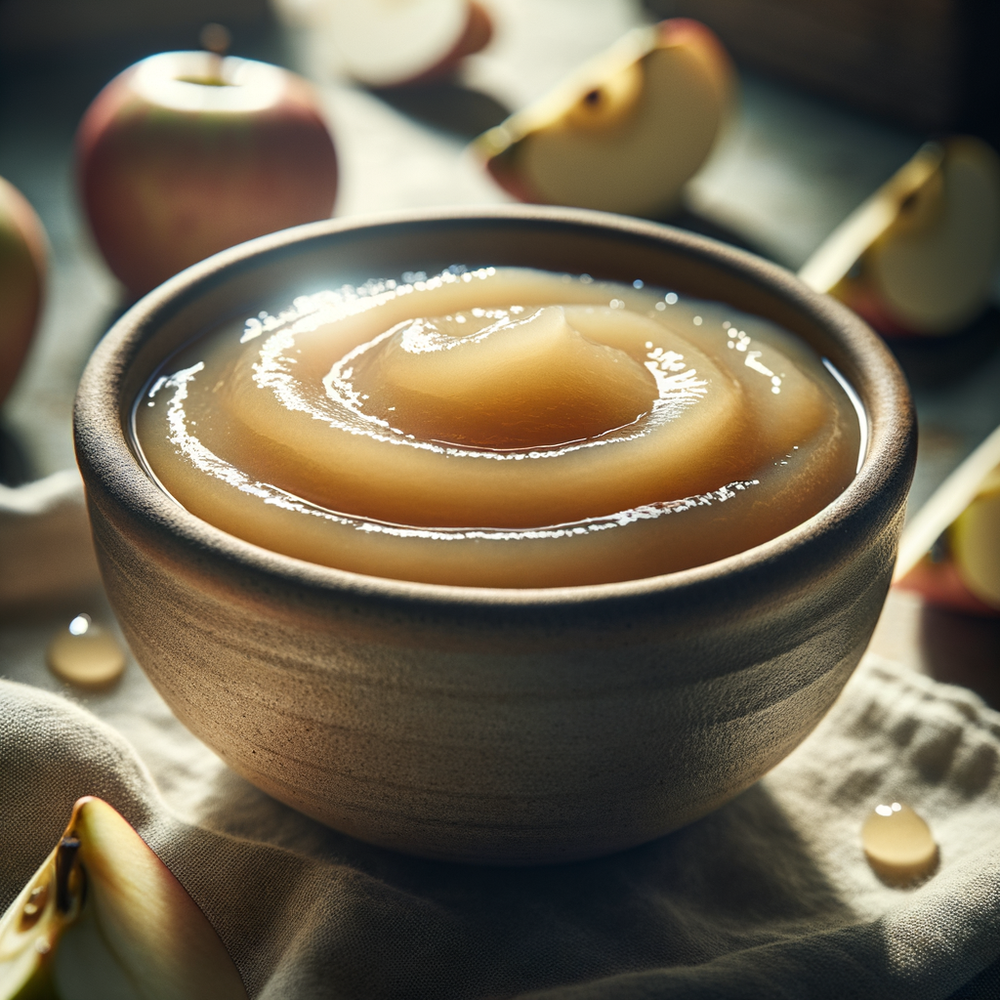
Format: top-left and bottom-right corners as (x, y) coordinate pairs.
(0, 0), (271, 54)
(645, 0), (1000, 146)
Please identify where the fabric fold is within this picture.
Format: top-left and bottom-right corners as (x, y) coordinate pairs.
(2, 654), (999, 999)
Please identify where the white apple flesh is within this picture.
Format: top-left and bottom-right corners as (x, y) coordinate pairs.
(800, 137), (1000, 336)
(474, 19), (735, 218)
(0, 796), (247, 1000)
(949, 466), (1000, 608)
(272, 0), (493, 87)
(331, 0), (491, 86)
(77, 51), (338, 299)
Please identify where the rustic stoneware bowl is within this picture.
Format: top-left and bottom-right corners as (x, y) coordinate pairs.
(75, 206), (915, 865)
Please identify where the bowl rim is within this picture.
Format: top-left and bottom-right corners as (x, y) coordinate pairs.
(75, 204), (916, 618)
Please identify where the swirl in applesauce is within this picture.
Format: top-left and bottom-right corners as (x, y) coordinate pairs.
(133, 267), (862, 587)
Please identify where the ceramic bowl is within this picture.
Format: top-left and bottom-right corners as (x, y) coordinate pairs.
(75, 206), (915, 864)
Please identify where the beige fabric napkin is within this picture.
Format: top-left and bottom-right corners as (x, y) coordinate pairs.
(0, 470), (101, 611)
(3, 611), (1000, 999)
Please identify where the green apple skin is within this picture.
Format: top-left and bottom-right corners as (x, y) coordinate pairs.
(0, 176), (46, 406)
(478, 18), (735, 218)
(0, 797), (247, 1000)
(76, 52), (338, 300)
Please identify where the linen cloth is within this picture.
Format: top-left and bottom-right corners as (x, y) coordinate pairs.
(4, 646), (1000, 998)
(2, 477), (1000, 998)
(0, 470), (101, 609)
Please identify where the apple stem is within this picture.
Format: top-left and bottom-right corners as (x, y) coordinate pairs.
(55, 837), (81, 913)
(200, 23), (231, 83)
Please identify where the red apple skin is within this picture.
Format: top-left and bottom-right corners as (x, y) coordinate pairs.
(895, 556), (1000, 617)
(76, 55), (338, 299)
(0, 176), (46, 405)
(486, 150), (539, 204)
(834, 283), (919, 339)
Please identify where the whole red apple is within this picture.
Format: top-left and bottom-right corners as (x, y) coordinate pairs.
(76, 51), (338, 299)
(0, 175), (47, 405)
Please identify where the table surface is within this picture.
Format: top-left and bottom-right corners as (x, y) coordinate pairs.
(1, 0), (998, 700)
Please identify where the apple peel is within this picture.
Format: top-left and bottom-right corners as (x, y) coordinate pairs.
(0, 796), (247, 1000)
(398, 0), (493, 87)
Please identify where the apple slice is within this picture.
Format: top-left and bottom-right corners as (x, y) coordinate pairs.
(949, 465), (1000, 608)
(473, 18), (735, 218)
(76, 51), (338, 299)
(894, 423), (1000, 615)
(799, 137), (1000, 336)
(0, 797), (247, 1000)
(287, 0), (493, 88)
(0, 175), (46, 406)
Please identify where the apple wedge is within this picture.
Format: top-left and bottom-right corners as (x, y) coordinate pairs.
(288, 0), (493, 88)
(949, 464), (1000, 608)
(894, 423), (1000, 615)
(799, 137), (1000, 336)
(0, 797), (247, 1000)
(473, 18), (735, 218)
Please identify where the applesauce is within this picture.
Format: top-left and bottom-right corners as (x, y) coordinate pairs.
(133, 266), (862, 587)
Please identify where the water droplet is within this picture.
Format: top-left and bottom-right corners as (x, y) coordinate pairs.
(664, 292), (678, 305)
(862, 801), (938, 885)
(47, 615), (126, 689)
(632, 279), (644, 289)
(693, 316), (703, 326)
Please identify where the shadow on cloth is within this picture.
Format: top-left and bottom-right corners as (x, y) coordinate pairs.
(372, 81), (511, 140)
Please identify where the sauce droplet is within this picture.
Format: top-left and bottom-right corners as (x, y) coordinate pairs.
(46, 614), (126, 689)
(862, 801), (938, 885)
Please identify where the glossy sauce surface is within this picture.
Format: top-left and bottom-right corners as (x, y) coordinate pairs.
(134, 267), (862, 587)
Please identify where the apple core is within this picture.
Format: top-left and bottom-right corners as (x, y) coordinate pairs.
(133, 267), (862, 587)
